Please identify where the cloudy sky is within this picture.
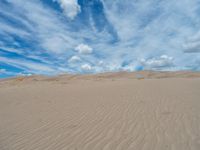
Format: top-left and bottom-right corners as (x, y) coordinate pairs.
(0, 0), (200, 78)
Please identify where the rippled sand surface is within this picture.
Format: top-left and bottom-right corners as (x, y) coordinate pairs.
(0, 71), (200, 150)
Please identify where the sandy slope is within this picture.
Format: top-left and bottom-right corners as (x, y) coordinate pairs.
(0, 71), (200, 150)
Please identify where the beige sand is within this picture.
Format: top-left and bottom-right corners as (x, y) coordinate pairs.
(0, 71), (200, 150)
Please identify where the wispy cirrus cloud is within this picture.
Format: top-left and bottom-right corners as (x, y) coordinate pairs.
(101, 0), (200, 70)
(0, 0), (200, 78)
(0, 56), (56, 74)
(183, 32), (200, 53)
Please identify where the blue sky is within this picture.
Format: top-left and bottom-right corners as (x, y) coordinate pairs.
(0, 0), (200, 78)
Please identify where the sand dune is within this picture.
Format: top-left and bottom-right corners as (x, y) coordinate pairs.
(0, 71), (200, 150)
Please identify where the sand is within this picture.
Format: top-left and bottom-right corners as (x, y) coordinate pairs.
(0, 71), (200, 150)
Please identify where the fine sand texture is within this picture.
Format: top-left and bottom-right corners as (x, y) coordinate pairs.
(0, 71), (200, 150)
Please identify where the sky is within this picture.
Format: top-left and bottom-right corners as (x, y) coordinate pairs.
(0, 0), (200, 78)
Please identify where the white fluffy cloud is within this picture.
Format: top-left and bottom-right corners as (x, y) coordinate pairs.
(140, 55), (174, 70)
(68, 55), (81, 63)
(75, 44), (93, 54)
(81, 64), (92, 71)
(53, 0), (81, 20)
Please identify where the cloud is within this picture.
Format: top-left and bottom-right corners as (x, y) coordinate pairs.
(1, 0), (200, 77)
(0, 68), (19, 76)
(98, 60), (104, 66)
(53, 0), (81, 20)
(102, 0), (200, 70)
(75, 44), (93, 54)
(140, 55), (174, 70)
(17, 72), (32, 76)
(81, 63), (92, 72)
(0, 56), (56, 74)
(0, 0), (84, 75)
(183, 32), (200, 53)
(0, 21), (30, 38)
(183, 42), (200, 53)
(42, 36), (70, 54)
(0, 69), (6, 74)
(68, 55), (81, 63)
